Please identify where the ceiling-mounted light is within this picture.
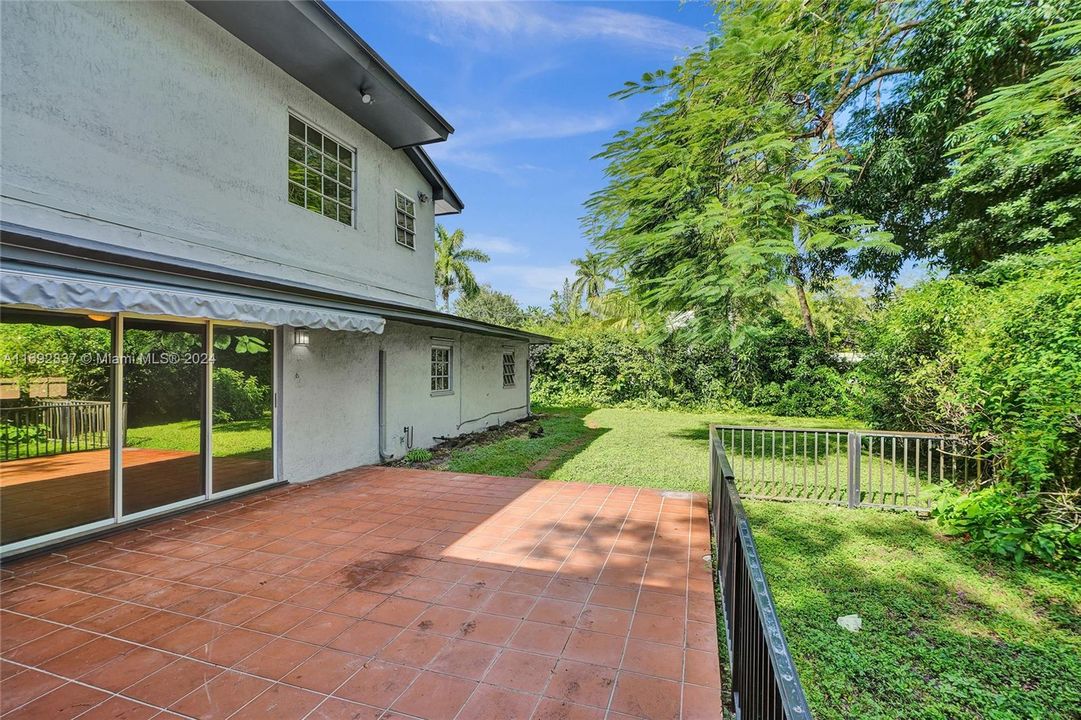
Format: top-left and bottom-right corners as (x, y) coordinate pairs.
(293, 328), (310, 347)
(360, 90), (373, 105)
(86, 313), (111, 322)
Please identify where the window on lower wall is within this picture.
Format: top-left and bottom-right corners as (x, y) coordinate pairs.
(395, 191), (416, 249)
(288, 114), (354, 226)
(502, 351), (516, 387)
(431, 345), (451, 394)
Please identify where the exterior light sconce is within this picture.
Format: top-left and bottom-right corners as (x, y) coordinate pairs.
(417, 192), (430, 204)
(293, 328), (310, 347)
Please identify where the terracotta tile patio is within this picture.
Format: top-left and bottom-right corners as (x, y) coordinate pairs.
(0, 467), (722, 719)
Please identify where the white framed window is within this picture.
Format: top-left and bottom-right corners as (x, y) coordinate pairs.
(288, 114), (354, 226)
(431, 345), (452, 394)
(395, 191), (416, 249)
(502, 351), (516, 387)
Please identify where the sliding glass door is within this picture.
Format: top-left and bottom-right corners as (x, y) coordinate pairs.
(211, 325), (274, 493)
(121, 318), (207, 516)
(0, 309), (114, 545)
(0, 311), (279, 555)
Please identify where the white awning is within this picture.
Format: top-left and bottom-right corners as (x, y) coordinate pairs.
(0, 268), (385, 333)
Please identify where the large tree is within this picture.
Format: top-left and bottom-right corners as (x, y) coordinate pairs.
(843, 0), (1080, 284)
(434, 225), (490, 311)
(587, 0), (908, 341)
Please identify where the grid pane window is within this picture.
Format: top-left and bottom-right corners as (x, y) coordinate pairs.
(502, 352), (516, 387)
(395, 191), (416, 249)
(431, 346), (451, 393)
(288, 114), (354, 226)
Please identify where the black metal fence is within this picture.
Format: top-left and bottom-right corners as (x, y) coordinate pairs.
(710, 425), (812, 720)
(0, 400), (113, 461)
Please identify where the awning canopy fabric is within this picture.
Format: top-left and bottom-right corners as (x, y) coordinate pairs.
(0, 268), (385, 333)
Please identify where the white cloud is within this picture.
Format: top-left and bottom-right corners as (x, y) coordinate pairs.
(469, 233), (529, 256)
(416, 1), (706, 52)
(426, 107), (622, 177)
(476, 262), (576, 306)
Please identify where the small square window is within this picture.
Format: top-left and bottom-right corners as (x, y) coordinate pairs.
(288, 114), (354, 227)
(395, 191), (416, 249)
(431, 345), (451, 393)
(502, 352), (516, 387)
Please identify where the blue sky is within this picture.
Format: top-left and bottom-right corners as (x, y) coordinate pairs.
(327, 0), (717, 307)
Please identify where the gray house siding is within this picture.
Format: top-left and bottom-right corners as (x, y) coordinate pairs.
(282, 324), (529, 483)
(0, 0), (438, 309)
(0, 1), (537, 557)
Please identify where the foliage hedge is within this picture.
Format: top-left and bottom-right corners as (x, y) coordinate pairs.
(529, 320), (855, 418)
(860, 240), (1081, 564)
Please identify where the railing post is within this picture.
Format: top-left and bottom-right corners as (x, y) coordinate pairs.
(847, 431), (861, 508)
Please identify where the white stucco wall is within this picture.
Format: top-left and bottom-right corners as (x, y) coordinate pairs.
(0, 0), (438, 309)
(281, 321), (529, 483)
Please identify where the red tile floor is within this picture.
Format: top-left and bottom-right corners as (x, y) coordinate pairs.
(0, 467), (723, 719)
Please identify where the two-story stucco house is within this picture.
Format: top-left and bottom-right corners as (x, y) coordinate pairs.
(0, 0), (547, 558)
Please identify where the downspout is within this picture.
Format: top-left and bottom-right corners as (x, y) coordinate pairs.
(526, 343), (533, 417)
(378, 348), (391, 462)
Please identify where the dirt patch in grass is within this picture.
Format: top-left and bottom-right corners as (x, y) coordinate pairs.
(389, 415), (543, 470)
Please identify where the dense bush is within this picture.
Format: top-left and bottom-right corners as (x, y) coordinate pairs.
(212, 367), (268, 423)
(530, 319), (855, 417)
(860, 240), (1081, 564)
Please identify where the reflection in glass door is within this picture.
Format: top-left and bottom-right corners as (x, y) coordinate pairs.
(121, 318), (206, 516)
(0, 310), (114, 545)
(211, 326), (274, 493)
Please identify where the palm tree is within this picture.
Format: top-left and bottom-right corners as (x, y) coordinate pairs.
(570, 251), (614, 307)
(434, 225), (490, 311)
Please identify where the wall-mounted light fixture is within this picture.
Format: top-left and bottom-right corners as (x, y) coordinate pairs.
(293, 328), (310, 347)
(417, 192), (430, 204)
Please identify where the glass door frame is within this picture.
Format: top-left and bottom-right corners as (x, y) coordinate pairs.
(0, 311), (282, 558)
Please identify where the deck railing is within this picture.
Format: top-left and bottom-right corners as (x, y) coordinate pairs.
(0, 400), (113, 461)
(713, 426), (986, 512)
(710, 425), (811, 720)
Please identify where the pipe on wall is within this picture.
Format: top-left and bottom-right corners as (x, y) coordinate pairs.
(378, 348), (391, 461)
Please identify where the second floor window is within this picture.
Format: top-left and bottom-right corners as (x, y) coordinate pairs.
(395, 191), (416, 249)
(288, 114), (354, 227)
(431, 345), (451, 393)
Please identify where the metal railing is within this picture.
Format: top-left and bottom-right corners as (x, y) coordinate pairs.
(710, 425), (811, 720)
(713, 426), (986, 512)
(0, 401), (114, 461)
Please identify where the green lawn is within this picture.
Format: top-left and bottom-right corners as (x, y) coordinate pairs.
(746, 501), (1081, 720)
(126, 416), (272, 460)
(444, 405), (1081, 719)
(447, 405), (862, 492)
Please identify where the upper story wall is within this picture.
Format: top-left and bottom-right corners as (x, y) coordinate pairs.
(0, 0), (439, 310)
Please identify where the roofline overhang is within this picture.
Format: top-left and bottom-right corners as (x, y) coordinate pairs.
(0, 225), (552, 344)
(405, 147), (464, 215)
(187, 0), (453, 148)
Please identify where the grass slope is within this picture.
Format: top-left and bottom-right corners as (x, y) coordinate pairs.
(745, 501), (1081, 720)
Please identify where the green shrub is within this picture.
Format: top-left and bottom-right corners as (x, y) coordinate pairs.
(530, 321), (852, 417)
(212, 367), (268, 422)
(404, 448), (433, 463)
(862, 240), (1081, 564)
(936, 485), (1081, 565)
